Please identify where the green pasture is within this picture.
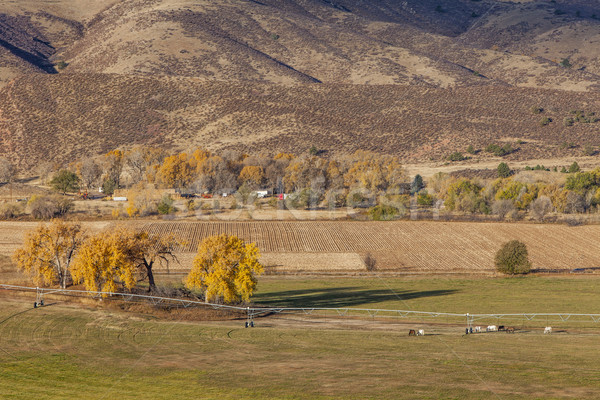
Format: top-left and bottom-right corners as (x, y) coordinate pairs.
(1, 275), (600, 399)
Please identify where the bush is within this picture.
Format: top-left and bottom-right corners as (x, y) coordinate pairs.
(539, 117), (552, 126)
(0, 202), (22, 219)
(530, 196), (553, 221)
(582, 145), (596, 156)
(530, 106), (543, 114)
(492, 199), (515, 220)
(363, 253), (377, 271)
(559, 58), (571, 68)
(410, 174), (425, 194)
(497, 162), (511, 178)
(486, 143), (513, 157)
(568, 162), (581, 173)
(417, 192), (434, 207)
(563, 117), (574, 127)
(495, 240), (531, 275)
(285, 188), (321, 209)
(157, 194), (175, 215)
(466, 145), (475, 154)
(28, 195), (73, 219)
(447, 152), (467, 162)
(102, 178), (116, 196)
(368, 205), (399, 221)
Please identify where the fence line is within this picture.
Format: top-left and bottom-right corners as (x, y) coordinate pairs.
(2, 284), (600, 326)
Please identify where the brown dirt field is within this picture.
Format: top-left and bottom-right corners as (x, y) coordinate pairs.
(140, 220), (600, 273)
(2, 219), (600, 275)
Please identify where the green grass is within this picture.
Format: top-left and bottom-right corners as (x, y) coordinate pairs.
(254, 275), (600, 314)
(2, 276), (600, 398)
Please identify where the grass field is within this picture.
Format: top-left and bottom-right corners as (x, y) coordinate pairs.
(2, 276), (600, 399)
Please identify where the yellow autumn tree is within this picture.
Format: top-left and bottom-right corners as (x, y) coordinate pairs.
(72, 229), (180, 293)
(156, 153), (195, 189)
(238, 165), (264, 187)
(14, 220), (86, 288)
(185, 234), (263, 304)
(71, 231), (136, 294)
(104, 149), (125, 188)
(344, 150), (405, 192)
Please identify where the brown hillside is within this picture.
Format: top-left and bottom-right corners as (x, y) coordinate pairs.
(1, 0), (600, 172)
(2, 74), (600, 171)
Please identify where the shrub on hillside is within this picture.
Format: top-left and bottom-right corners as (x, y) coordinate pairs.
(495, 240), (531, 275)
(486, 143), (513, 157)
(447, 152), (467, 162)
(497, 162), (511, 178)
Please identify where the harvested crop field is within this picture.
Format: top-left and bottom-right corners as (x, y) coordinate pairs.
(141, 221), (600, 273)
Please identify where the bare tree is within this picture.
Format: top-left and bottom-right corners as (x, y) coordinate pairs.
(363, 253), (377, 271)
(530, 196), (553, 221)
(79, 159), (102, 190)
(492, 199), (515, 220)
(0, 157), (16, 184)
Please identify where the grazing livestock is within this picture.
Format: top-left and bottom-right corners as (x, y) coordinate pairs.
(544, 327), (552, 334)
(498, 325), (505, 331)
(409, 329), (417, 336)
(474, 326), (481, 333)
(506, 327), (515, 333)
(486, 325), (497, 332)
(417, 329), (424, 336)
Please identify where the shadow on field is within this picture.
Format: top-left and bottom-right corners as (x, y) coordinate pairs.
(253, 287), (457, 308)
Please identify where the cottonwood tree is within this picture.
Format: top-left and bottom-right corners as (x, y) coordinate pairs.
(72, 229), (179, 292)
(71, 231), (136, 294)
(185, 234), (263, 304)
(126, 146), (165, 185)
(103, 149), (125, 189)
(79, 159), (102, 190)
(14, 220), (86, 288)
(156, 153), (195, 189)
(238, 165), (264, 188)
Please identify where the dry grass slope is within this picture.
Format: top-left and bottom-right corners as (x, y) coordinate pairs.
(1, 1), (600, 172)
(2, 74), (600, 170)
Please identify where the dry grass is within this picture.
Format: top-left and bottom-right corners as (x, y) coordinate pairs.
(3, 74), (600, 172)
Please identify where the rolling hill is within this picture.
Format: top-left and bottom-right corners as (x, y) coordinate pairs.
(1, 0), (600, 171)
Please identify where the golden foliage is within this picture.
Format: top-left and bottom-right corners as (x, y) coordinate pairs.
(71, 230), (136, 294)
(238, 165), (264, 186)
(156, 153), (195, 188)
(72, 229), (180, 293)
(343, 151), (405, 192)
(185, 234), (263, 304)
(13, 220), (86, 288)
(126, 184), (160, 217)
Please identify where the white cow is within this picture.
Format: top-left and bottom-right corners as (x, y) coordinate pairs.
(487, 325), (497, 332)
(417, 329), (424, 336)
(544, 326), (552, 334)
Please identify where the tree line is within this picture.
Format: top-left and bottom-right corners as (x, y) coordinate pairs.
(14, 220), (263, 304)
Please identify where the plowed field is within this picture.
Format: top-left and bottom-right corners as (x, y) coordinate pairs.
(141, 221), (600, 273)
